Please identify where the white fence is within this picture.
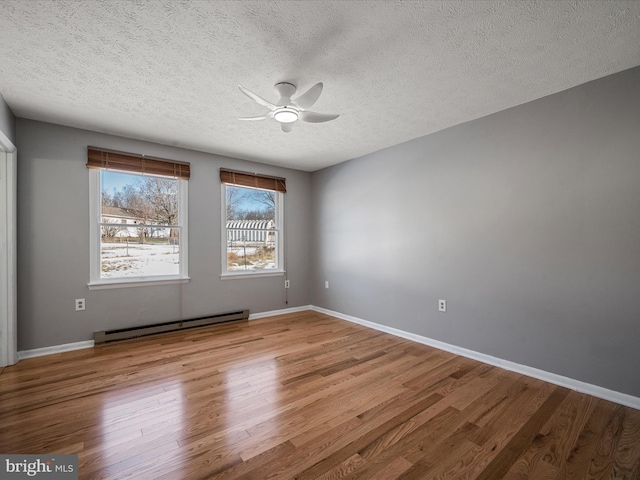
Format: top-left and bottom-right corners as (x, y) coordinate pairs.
(226, 219), (275, 245)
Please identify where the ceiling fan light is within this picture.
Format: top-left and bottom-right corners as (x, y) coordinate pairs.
(274, 107), (298, 123)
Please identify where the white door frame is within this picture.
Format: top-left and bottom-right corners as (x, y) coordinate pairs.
(0, 130), (17, 367)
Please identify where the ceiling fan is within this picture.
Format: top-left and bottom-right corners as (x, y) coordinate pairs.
(238, 82), (339, 132)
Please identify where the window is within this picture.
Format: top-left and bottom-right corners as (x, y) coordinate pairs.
(87, 147), (189, 288)
(221, 169), (285, 276)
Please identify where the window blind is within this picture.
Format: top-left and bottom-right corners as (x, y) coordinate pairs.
(220, 168), (286, 193)
(87, 147), (190, 180)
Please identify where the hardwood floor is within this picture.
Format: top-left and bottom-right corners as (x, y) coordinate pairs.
(1, 310), (639, 479)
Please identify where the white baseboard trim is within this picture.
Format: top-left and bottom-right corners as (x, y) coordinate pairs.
(14, 307), (640, 411)
(249, 305), (314, 320)
(18, 340), (95, 360)
(14, 306), (312, 361)
(310, 306), (640, 411)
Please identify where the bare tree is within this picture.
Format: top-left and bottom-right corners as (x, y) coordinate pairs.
(226, 187), (275, 220)
(252, 190), (275, 219)
(101, 218), (123, 239)
(116, 184), (148, 221)
(102, 189), (112, 207)
(226, 186), (246, 220)
(111, 190), (124, 208)
(239, 209), (272, 220)
(136, 177), (178, 226)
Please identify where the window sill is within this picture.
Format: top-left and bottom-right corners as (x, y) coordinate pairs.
(220, 270), (285, 280)
(88, 276), (190, 290)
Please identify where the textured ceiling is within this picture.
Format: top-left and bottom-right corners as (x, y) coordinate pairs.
(0, 1), (639, 171)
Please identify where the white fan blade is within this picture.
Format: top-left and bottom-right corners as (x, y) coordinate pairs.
(238, 85), (276, 109)
(294, 82), (323, 109)
(238, 115), (269, 121)
(281, 123), (294, 133)
(299, 111), (339, 123)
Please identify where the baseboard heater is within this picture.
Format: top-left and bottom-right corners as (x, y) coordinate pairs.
(94, 309), (250, 344)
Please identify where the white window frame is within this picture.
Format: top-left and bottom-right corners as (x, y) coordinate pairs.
(88, 168), (189, 289)
(221, 184), (284, 279)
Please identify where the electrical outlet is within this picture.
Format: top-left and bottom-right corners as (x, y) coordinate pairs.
(325, 280), (329, 289)
(75, 298), (86, 311)
(285, 280), (290, 288)
(438, 299), (446, 312)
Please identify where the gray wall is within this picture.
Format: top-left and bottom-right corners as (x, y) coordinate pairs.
(310, 66), (640, 397)
(0, 94), (16, 144)
(17, 120), (311, 350)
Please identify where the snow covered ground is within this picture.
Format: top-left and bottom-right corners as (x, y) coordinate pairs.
(101, 243), (179, 278)
(100, 242), (276, 276)
(227, 247), (275, 271)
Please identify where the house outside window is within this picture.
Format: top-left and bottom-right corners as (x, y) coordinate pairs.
(87, 147), (190, 289)
(221, 169), (285, 277)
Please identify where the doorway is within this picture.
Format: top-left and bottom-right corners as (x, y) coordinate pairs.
(0, 133), (17, 367)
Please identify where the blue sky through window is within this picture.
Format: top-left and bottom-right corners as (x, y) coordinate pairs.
(228, 185), (274, 216)
(102, 170), (138, 193)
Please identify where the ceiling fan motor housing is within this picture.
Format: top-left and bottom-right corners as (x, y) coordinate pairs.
(274, 82), (297, 104)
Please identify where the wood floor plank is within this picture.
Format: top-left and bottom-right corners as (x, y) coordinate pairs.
(500, 391), (598, 479)
(610, 407), (640, 479)
(367, 456), (414, 480)
(472, 386), (570, 480)
(1, 310), (639, 480)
